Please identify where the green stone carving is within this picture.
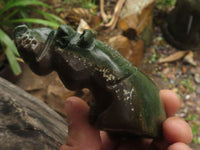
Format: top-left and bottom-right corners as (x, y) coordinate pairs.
(14, 24), (166, 138)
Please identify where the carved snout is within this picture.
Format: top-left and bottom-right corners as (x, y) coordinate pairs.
(14, 25), (54, 75)
(14, 25), (39, 51)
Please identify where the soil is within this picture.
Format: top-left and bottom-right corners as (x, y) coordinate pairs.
(141, 27), (200, 148)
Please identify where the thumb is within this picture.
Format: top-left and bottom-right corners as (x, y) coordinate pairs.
(60, 97), (102, 150)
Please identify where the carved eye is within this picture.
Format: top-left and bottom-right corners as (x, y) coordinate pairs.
(14, 24), (28, 38)
(78, 29), (95, 48)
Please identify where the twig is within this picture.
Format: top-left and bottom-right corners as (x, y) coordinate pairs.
(100, 0), (109, 22)
(104, 0), (126, 30)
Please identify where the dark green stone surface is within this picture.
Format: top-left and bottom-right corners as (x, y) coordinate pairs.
(14, 24), (166, 138)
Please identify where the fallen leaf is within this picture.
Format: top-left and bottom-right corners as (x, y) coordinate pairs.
(77, 19), (91, 34)
(108, 35), (144, 66)
(183, 51), (197, 66)
(158, 51), (189, 63)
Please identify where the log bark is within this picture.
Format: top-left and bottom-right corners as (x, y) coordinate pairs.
(0, 77), (68, 150)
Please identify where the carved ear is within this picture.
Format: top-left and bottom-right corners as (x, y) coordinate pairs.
(78, 29), (96, 48)
(58, 25), (76, 36)
(56, 25), (76, 48)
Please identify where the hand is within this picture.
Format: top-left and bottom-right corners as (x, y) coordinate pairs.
(60, 90), (192, 150)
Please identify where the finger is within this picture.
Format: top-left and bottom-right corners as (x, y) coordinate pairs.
(167, 142), (192, 150)
(100, 131), (117, 150)
(163, 117), (193, 144)
(60, 97), (101, 150)
(160, 90), (181, 117)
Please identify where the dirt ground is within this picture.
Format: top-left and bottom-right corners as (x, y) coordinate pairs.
(142, 27), (200, 149)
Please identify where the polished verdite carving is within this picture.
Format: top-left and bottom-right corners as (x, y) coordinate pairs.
(14, 24), (166, 138)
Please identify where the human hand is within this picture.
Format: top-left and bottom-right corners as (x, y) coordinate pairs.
(60, 90), (192, 150)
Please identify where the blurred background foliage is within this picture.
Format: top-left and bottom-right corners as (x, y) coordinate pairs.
(0, 0), (65, 75)
(156, 0), (176, 9)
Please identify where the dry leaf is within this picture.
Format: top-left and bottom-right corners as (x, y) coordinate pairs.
(61, 8), (92, 26)
(158, 51), (189, 63)
(77, 19), (91, 34)
(100, 0), (110, 22)
(183, 51), (197, 66)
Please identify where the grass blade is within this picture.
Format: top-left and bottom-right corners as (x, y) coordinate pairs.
(19, 9), (32, 26)
(5, 47), (21, 75)
(0, 28), (19, 56)
(19, 9), (29, 19)
(7, 18), (60, 28)
(0, 0), (51, 16)
(33, 9), (65, 24)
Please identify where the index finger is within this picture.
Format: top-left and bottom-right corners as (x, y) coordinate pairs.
(160, 90), (181, 117)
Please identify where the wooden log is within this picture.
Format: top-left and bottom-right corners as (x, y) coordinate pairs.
(0, 77), (68, 150)
(162, 0), (200, 50)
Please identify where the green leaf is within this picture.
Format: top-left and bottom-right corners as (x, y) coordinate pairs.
(0, 0), (51, 16)
(33, 9), (65, 24)
(0, 28), (19, 56)
(5, 47), (21, 75)
(19, 9), (29, 19)
(7, 18), (60, 28)
(19, 9), (32, 26)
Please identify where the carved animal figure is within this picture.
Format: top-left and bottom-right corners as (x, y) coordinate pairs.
(14, 24), (166, 138)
